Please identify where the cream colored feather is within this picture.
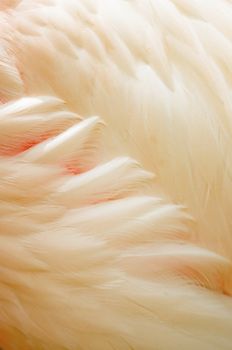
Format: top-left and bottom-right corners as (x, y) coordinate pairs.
(0, 1), (232, 349)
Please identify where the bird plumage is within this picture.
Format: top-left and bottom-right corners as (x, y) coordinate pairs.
(0, 1), (232, 349)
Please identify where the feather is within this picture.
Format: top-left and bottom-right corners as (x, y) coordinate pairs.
(0, 1), (232, 349)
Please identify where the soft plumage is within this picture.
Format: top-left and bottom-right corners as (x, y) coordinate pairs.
(0, 1), (232, 349)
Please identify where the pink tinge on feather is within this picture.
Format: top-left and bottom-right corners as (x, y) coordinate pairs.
(0, 134), (89, 175)
(64, 163), (87, 175)
(0, 133), (53, 157)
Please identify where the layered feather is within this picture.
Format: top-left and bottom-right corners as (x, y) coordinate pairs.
(0, 97), (231, 350)
(0, 0), (232, 349)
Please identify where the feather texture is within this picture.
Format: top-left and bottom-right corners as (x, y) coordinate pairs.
(0, 1), (232, 349)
